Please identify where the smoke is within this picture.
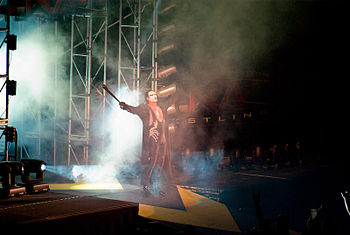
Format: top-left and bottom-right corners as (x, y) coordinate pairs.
(96, 86), (143, 178)
(180, 148), (224, 179)
(45, 86), (143, 183)
(160, 0), (308, 84)
(9, 20), (68, 120)
(0, 17), (70, 162)
(0, 1), (311, 186)
(154, 0), (312, 156)
(0, 13), (145, 184)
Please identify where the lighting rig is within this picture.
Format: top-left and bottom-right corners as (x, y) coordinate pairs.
(20, 159), (49, 194)
(0, 120), (49, 197)
(0, 159), (49, 197)
(0, 160), (25, 197)
(0, 1), (49, 198)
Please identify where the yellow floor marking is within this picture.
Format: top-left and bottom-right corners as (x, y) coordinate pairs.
(49, 182), (123, 190)
(139, 185), (240, 232)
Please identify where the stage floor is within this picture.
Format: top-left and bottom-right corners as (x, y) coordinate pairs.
(0, 191), (138, 235)
(1, 164), (349, 234)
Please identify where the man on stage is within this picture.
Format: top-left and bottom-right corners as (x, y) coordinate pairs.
(119, 90), (173, 196)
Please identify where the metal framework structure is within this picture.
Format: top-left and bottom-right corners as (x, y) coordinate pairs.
(1, 0), (160, 166)
(66, 0), (161, 166)
(68, 1), (108, 166)
(1, 0), (273, 166)
(67, 0), (159, 166)
(117, 0), (158, 101)
(0, 9), (11, 161)
(0, 5), (57, 163)
(67, 0), (158, 166)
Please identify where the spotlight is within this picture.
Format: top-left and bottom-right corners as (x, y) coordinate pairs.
(7, 34), (17, 51)
(167, 104), (176, 115)
(0, 161), (26, 197)
(159, 3), (176, 15)
(158, 44), (175, 55)
(159, 24), (175, 35)
(7, 80), (17, 96)
(20, 159), (50, 193)
(41, 163), (47, 171)
(158, 83), (176, 97)
(158, 66), (177, 79)
(168, 122), (175, 133)
(4, 126), (17, 142)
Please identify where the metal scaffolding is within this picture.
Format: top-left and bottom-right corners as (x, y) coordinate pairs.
(1, 6), (61, 164)
(0, 8), (11, 161)
(1, 1), (275, 166)
(1, 0), (160, 166)
(68, 1), (108, 166)
(67, 0), (159, 166)
(117, 0), (158, 101)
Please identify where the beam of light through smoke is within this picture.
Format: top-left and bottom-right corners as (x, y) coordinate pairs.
(0, 1), (309, 187)
(96, 87), (143, 181)
(0, 16), (144, 185)
(9, 29), (67, 120)
(44, 87), (143, 185)
(0, 18), (68, 123)
(0, 19), (67, 159)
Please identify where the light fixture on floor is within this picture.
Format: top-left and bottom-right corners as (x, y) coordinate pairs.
(0, 161), (26, 197)
(21, 159), (50, 193)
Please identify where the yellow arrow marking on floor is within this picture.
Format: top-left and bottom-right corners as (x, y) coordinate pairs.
(139, 185), (240, 232)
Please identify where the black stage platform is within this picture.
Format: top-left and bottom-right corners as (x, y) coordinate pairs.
(0, 191), (138, 235)
(1, 164), (349, 235)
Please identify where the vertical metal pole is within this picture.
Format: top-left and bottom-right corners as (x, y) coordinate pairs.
(136, 0), (141, 102)
(38, 20), (42, 157)
(85, 7), (93, 165)
(152, 0), (158, 92)
(102, 2), (108, 153)
(117, 0), (122, 95)
(68, 15), (74, 166)
(133, 5), (137, 91)
(54, 20), (58, 168)
(4, 10), (10, 161)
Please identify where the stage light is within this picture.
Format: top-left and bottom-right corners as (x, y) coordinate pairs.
(7, 80), (17, 96)
(158, 83), (176, 97)
(20, 159), (50, 193)
(21, 159), (47, 183)
(168, 123), (175, 133)
(167, 105), (176, 115)
(158, 66), (177, 79)
(7, 34), (17, 51)
(0, 161), (26, 197)
(41, 163), (46, 171)
(4, 126), (17, 142)
(158, 44), (175, 55)
(159, 3), (176, 15)
(159, 24), (175, 35)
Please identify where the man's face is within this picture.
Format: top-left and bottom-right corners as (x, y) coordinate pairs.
(147, 91), (158, 103)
